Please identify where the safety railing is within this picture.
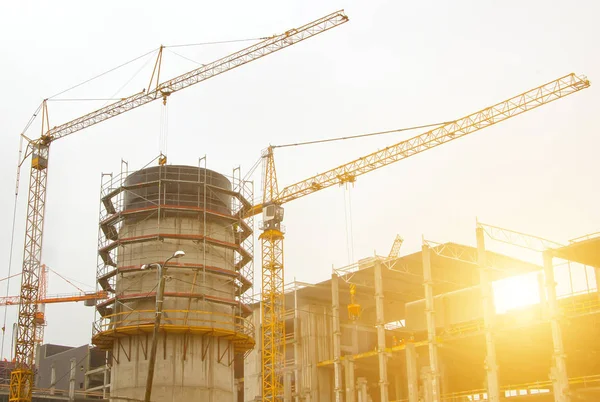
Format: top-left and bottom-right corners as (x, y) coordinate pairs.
(93, 308), (255, 339)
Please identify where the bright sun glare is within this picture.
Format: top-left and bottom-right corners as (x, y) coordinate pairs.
(493, 263), (597, 314)
(493, 272), (541, 314)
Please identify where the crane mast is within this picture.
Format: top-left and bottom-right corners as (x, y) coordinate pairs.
(253, 72), (589, 401)
(10, 10), (349, 402)
(260, 147), (286, 401)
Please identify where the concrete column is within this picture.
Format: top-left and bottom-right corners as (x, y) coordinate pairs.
(406, 343), (418, 402)
(294, 287), (302, 402)
(284, 371), (293, 402)
(309, 312), (319, 401)
(543, 251), (570, 402)
(476, 228), (500, 402)
(374, 260), (389, 401)
(332, 273), (343, 402)
(69, 357), (76, 401)
(421, 367), (432, 402)
(357, 377), (368, 402)
(103, 364), (108, 399)
(538, 271), (548, 319)
(345, 356), (356, 402)
(595, 267), (600, 297)
(50, 362), (56, 395)
(422, 244), (441, 402)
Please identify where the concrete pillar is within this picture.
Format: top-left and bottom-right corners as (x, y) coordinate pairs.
(358, 377), (368, 402)
(284, 371), (293, 402)
(476, 228), (500, 402)
(50, 362), (56, 395)
(374, 260), (389, 401)
(345, 356), (356, 402)
(422, 244), (441, 402)
(293, 287), (302, 402)
(332, 273), (343, 402)
(406, 343), (418, 402)
(421, 367), (433, 402)
(69, 357), (76, 401)
(309, 312), (319, 402)
(103, 364), (108, 399)
(543, 251), (570, 402)
(538, 271), (548, 319)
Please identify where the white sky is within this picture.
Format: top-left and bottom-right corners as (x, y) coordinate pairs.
(0, 1), (598, 354)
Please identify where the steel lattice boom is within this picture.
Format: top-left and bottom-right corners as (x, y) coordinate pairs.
(39, 10), (348, 144)
(272, 73), (589, 205)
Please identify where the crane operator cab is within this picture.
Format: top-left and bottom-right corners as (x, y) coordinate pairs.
(261, 203), (284, 232)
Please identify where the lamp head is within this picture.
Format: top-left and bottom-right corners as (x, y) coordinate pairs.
(172, 250), (185, 259)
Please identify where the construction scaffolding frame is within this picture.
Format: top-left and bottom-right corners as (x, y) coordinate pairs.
(92, 156), (256, 370)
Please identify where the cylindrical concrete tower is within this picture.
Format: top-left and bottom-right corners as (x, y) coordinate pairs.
(93, 164), (254, 401)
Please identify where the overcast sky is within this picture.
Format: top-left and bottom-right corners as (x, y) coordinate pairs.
(0, 1), (598, 354)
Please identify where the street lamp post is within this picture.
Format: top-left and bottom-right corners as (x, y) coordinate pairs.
(142, 250), (185, 402)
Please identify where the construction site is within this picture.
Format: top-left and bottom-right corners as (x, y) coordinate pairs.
(0, 4), (598, 402)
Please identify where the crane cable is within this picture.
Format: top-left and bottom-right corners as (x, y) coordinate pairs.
(159, 101), (169, 158)
(272, 121), (454, 149)
(1, 136), (26, 360)
(343, 185), (355, 264)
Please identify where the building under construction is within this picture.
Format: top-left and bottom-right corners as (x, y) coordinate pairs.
(239, 227), (600, 402)
(10, 221), (597, 402)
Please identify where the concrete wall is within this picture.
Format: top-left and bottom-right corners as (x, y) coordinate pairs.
(35, 344), (88, 392)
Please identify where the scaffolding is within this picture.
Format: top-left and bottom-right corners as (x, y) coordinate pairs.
(92, 156), (256, 364)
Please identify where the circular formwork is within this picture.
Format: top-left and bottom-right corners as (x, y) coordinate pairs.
(93, 165), (254, 401)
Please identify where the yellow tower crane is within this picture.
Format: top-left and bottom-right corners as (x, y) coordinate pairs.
(9, 11), (349, 402)
(246, 73), (590, 401)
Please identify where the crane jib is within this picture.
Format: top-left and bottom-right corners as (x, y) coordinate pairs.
(273, 73), (590, 206)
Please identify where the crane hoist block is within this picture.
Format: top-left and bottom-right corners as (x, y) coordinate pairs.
(348, 303), (361, 320)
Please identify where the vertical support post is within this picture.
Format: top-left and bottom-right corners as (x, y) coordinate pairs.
(50, 362), (56, 395)
(69, 357), (76, 401)
(406, 343), (418, 402)
(595, 266), (600, 297)
(357, 377), (368, 402)
(422, 244), (441, 402)
(103, 364), (108, 399)
(476, 227), (500, 402)
(374, 259), (389, 402)
(331, 273), (343, 402)
(284, 371), (292, 402)
(309, 312), (319, 402)
(421, 368), (432, 402)
(543, 251), (570, 402)
(538, 272), (548, 319)
(345, 356), (356, 402)
(293, 285), (302, 402)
